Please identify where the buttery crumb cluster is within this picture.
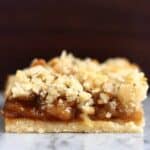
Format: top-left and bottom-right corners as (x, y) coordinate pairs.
(5, 51), (148, 118)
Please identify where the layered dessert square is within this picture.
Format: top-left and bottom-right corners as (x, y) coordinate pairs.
(2, 51), (149, 132)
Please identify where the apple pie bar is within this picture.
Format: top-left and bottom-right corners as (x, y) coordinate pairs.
(2, 51), (149, 133)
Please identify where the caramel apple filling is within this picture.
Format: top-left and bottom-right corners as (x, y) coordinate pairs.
(3, 96), (142, 123)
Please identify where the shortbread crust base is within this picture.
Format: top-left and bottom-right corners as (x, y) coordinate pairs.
(5, 117), (144, 133)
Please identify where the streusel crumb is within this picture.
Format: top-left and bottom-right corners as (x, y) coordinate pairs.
(5, 51), (148, 115)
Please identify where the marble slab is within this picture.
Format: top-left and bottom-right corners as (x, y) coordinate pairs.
(0, 93), (149, 150)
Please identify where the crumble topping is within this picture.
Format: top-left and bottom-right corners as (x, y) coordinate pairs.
(5, 51), (149, 119)
(10, 66), (54, 98)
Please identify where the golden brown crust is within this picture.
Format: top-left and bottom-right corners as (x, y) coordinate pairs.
(5, 117), (144, 133)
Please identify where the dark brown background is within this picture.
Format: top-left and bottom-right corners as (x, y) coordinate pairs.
(0, 1), (150, 89)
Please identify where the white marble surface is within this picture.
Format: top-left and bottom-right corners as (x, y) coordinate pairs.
(0, 93), (149, 150)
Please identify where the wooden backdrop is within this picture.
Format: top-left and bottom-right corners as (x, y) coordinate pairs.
(0, 1), (150, 89)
